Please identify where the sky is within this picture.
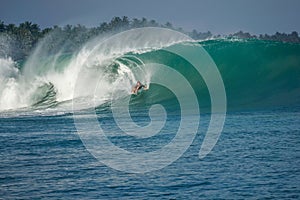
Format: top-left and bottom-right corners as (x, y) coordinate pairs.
(1, 0), (300, 35)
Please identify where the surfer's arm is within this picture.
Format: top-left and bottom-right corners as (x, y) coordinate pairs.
(143, 84), (148, 90)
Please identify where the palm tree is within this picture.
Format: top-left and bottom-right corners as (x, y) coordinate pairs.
(6, 24), (16, 33)
(0, 20), (5, 32)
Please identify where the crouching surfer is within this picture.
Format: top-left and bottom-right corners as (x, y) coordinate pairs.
(131, 81), (148, 94)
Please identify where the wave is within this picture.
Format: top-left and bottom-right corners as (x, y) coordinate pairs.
(0, 29), (299, 114)
(202, 38), (300, 110)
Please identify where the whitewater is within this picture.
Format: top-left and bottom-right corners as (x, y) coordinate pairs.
(0, 28), (192, 113)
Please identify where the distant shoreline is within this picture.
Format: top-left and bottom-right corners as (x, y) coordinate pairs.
(1, 16), (299, 61)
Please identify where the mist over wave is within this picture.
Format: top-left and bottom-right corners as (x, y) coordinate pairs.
(0, 28), (190, 113)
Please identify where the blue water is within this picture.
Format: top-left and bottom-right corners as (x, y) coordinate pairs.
(1, 108), (299, 199)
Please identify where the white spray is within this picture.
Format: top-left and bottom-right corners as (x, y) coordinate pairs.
(0, 28), (190, 112)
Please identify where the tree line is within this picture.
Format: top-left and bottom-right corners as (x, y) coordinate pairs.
(229, 30), (300, 43)
(0, 16), (299, 61)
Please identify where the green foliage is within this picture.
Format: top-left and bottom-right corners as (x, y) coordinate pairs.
(229, 30), (300, 43)
(0, 17), (299, 62)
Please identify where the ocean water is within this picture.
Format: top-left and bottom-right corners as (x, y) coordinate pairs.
(0, 109), (299, 199)
(1, 28), (300, 199)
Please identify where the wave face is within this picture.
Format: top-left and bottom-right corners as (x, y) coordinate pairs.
(0, 30), (299, 113)
(202, 39), (300, 110)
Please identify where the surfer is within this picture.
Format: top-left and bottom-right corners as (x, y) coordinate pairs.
(132, 81), (148, 94)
